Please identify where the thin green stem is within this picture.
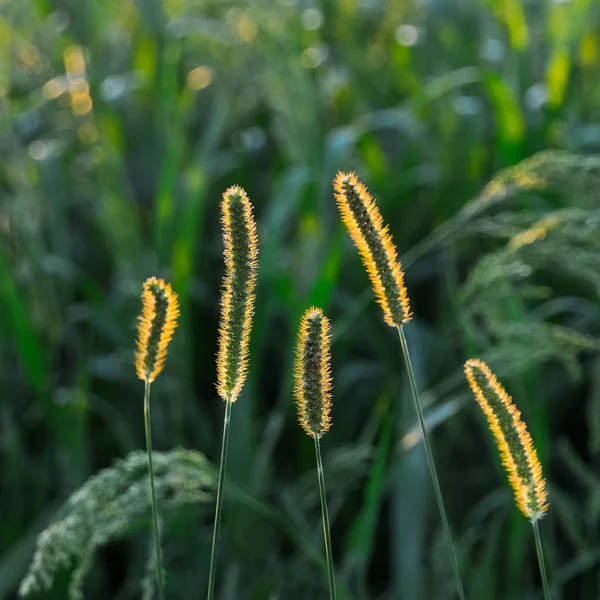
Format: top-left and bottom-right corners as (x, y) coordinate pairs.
(143, 380), (165, 600)
(397, 326), (466, 600)
(207, 399), (233, 600)
(532, 519), (551, 600)
(314, 435), (337, 600)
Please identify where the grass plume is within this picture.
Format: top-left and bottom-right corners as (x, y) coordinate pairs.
(465, 358), (550, 598)
(294, 307), (333, 438)
(333, 171), (411, 327)
(216, 185), (259, 403)
(135, 276), (180, 600)
(294, 307), (336, 599)
(136, 277), (180, 384)
(208, 185), (259, 600)
(464, 359), (548, 520)
(335, 172), (465, 599)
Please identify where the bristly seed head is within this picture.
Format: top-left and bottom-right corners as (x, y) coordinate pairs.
(294, 307), (332, 438)
(464, 358), (548, 521)
(135, 277), (180, 383)
(333, 171), (411, 327)
(216, 185), (259, 402)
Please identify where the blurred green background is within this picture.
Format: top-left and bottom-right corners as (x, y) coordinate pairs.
(3, 0), (600, 598)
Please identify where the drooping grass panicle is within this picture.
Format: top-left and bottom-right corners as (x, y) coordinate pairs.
(464, 358), (548, 521)
(216, 185), (259, 402)
(19, 449), (215, 599)
(294, 307), (333, 438)
(135, 277), (180, 383)
(333, 171), (411, 327)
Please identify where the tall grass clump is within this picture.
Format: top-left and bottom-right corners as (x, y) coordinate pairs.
(334, 171), (465, 599)
(465, 358), (550, 599)
(208, 185), (259, 599)
(135, 277), (180, 600)
(293, 307), (336, 599)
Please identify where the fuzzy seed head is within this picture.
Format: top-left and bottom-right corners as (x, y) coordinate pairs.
(294, 307), (333, 438)
(216, 186), (259, 402)
(465, 359), (548, 521)
(135, 277), (180, 383)
(334, 171), (411, 327)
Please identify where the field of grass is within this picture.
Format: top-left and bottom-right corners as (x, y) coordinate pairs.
(2, 0), (600, 598)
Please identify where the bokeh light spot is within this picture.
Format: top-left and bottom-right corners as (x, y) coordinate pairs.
(187, 66), (214, 90)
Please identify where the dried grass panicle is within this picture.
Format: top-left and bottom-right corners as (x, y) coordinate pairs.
(294, 307), (332, 438)
(464, 358), (548, 521)
(216, 185), (259, 402)
(135, 277), (180, 383)
(333, 171), (411, 327)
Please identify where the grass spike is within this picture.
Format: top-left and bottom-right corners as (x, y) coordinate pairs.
(135, 277), (180, 383)
(208, 185), (259, 600)
(333, 171), (411, 327)
(135, 276), (179, 600)
(216, 185), (259, 402)
(294, 307), (333, 438)
(334, 171), (464, 599)
(464, 358), (548, 520)
(465, 358), (550, 598)
(293, 307), (336, 599)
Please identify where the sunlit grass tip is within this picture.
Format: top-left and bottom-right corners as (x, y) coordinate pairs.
(293, 307), (337, 598)
(333, 171), (411, 327)
(135, 277), (180, 383)
(135, 276), (180, 600)
(464, 358), (548, 521)
(216, 185), (259, 402)
(294, 307), (333, 438)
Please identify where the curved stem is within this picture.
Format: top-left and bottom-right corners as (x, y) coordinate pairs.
(314, 435), (337, 600)
(144, 380), (165, 600)
(532, 519), (551, 600)
(397, 326), (466, 600)
(207, 399), (233, 600)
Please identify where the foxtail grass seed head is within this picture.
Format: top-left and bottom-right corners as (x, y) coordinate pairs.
(216, 186), (259, 402)
(334, 171), (411, 327)
(464, 359), (548, 521)
(135, 277), (180, 383)
(294, 307), (332, 438)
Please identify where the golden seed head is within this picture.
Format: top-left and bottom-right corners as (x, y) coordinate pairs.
(464, 358), (548, 521)
(333, 171), (411, 327)
(135, 277), (180, 383)
(293, 307), (333, 438)
(216, 185), (259, 402)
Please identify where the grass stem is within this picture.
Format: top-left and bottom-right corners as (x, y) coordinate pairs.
(532, 519), (551, 600)
(207, 399), (233, 600)
(314, 435), (336, 600)
(143, 380), (165, 600)
(397, 325), (466, 600)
